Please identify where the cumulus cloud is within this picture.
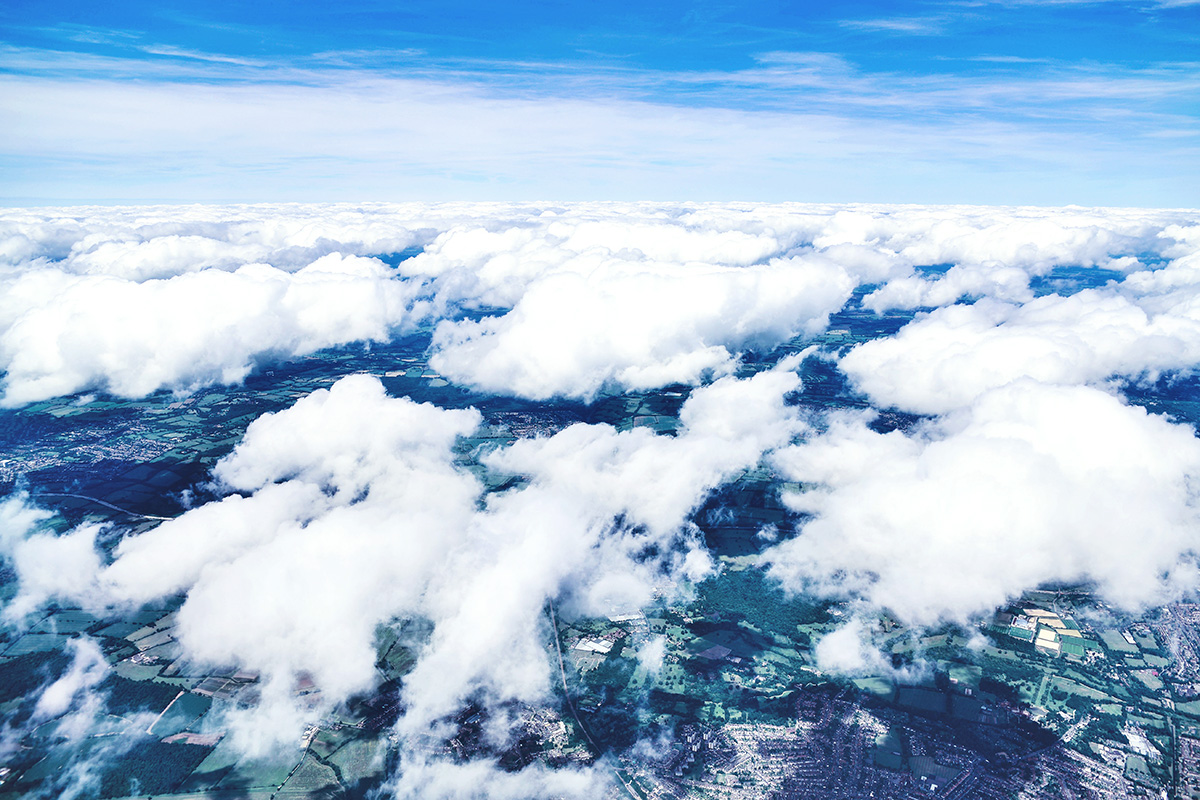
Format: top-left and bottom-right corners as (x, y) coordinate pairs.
(8, 201), (1200, 796)
(413, 204), (1196, 399)
(0, 203), (438, 276)
(0, 497), (103, 622)
(636, 637), (667, 675)
(831, 213), (1200, 415)
(383, 754), (604, 800)
(0, 491), (52, 548)
(1, 202), (1195, 405)
(813, 619), (892, 675)
(33, 637), (108, 725)
(1, 363), (803, 757)
(98, 375), (483, 747)
(0, 629), (156, 800)
(0, 202), (476, 405)
(764, 380), (1200, 627)
(860, 262), (1042, 311)
(0, 253), (425, 405)
(832, 205), (1193, 311)
(812, 205), (1176, 277)
(400, 362), (807, 729)
(397, 211), (853, 399)
(842, 270), (1200, 415)
(4, 202), (847, 404)
(428, 258), (851, 399)
(397, 215), (794, 309)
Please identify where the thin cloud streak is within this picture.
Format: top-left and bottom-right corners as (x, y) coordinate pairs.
(0, 42), (1195, 204)
(837, 17), (949, 35)
(0, 76), (1066, 203)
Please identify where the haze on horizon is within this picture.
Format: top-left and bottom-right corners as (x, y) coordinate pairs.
(1, 0), (1197, 207)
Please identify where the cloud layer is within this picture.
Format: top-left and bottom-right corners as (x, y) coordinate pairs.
(1, 254), (424, 405)
(764, 380), (1200, 626)
(4, 27), (1198, 206)
(2, 364), (805, 758)
(842, 225), (1200, 414)
(3, 202), (1195, 406)
(428, 258), (850, 399)
(5, 202), (1200, 796)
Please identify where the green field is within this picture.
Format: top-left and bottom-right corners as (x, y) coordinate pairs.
(1100, 631), (1138, 654)
(279, 753), (340, 794)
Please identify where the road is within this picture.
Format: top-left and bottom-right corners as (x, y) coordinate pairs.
(547, 601), (641, 800)
(37, 491), (172, 521)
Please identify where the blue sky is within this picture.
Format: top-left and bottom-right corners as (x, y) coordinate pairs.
(1, 0), (1197, 205)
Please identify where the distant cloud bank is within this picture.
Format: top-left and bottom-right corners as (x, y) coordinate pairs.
(2, 202), (1194, 406)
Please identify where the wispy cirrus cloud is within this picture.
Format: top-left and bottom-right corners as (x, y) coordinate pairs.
(838, 16), (949, 35)
(0, 34), (1195, 204)
(138, 44), (269, 67)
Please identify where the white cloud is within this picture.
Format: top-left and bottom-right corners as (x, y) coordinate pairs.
(100, 483), (330, 607)
(400, 212), (853, 402)
(764, 380), (1200, 627)
(1, 202), (1194, 406)
(0, 203), (436, 275)
(861, 262), (1041, 310)
(4, 41), (1199, 205)
(427, 260), (850, 399)
(842, 279), (1200, 416)
(814, 619), (891, 674)
(6, 201), (1200, 793)
(2, 363), (803, 755)
(399, 362), (807, 728)
(826, 211), (1200, 414)
(0, 491), (53, 548)
(2, 521), (103, 623)
(382, 755), (604, 800)
(106, 376), (483, 746)
(834, 204), (1182, 311)
(814, 205), (1171, 270)
(636, 636), (667, 675)
(0, 253), (425, 405)
(33, 637), (109, 724)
